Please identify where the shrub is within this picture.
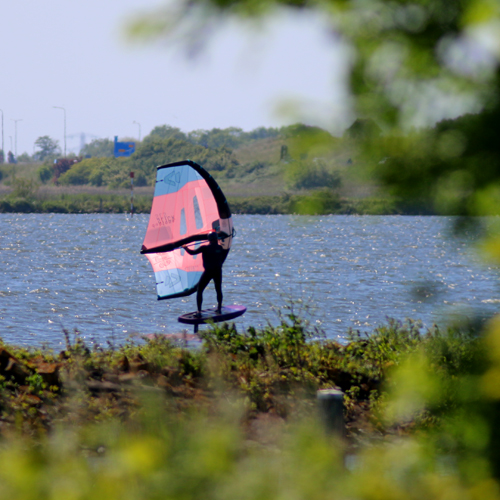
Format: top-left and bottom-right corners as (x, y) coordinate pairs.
(53, 157), (82, 182)
(40, 200), (69, 213)
(38, 164), (53, 183)
(7, 198), (35, 212)
(57, 157), (131, 188)
(58, 161), (93, 185)
(286, 160), (342, 190)
(9, 178), (39, 200)
(290, 189), (341, 215)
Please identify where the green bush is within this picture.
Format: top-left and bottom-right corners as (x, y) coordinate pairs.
(7, 198), (35, 212)
(290, 189), (341, 215)
(11, 178), (38, 199)
(58, 161), (93, 185)
(38, 164), (53, 183)
(285, 160), (342, 190)
(57, 157), (131, 188)
(40, 200), (69, 213)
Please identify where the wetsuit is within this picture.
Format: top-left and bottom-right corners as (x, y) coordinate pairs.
(184, 241), (225, 312)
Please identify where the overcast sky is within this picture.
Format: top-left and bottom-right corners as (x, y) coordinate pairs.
(0, 0), (351, 156)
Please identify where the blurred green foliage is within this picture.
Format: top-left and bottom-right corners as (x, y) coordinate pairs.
(125, 0), (500, 244)
(285, 160), (342, 190)
(3, 315), (500, 498)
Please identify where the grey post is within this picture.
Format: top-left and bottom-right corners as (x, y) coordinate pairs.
(317, 388), (345, 436)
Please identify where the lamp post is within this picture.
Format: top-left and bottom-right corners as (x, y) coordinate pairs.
(53, 106), (66, 156)
(0, 109), (3, 163)
(11, 119), (22, 159)
(133, 120), (141, 142)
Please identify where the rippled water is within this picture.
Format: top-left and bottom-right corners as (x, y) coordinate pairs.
(0, 214), (499, 348)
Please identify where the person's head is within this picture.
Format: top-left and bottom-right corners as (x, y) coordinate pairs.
(208, 231), (218, 244)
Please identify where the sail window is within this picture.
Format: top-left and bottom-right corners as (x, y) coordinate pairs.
(180, 208), (187, 236)
(193, 196), (203, 229)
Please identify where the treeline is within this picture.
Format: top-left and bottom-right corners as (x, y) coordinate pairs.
(35, 123), (346, 193)
(79, 125), (280, 158)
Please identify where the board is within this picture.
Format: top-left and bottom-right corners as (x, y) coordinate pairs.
(178, 304), (246, 325)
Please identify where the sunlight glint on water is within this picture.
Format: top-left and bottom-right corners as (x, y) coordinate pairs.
(0, 214), (498, 347)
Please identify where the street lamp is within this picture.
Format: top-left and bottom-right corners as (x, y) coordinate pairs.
(53, 106), (66, 156)
(11, 119), (22, 158)
(0, 109), (3, 163)
(133, 120), (141, 142)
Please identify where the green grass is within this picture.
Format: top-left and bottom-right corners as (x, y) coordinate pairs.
(0, 161), (43, 184)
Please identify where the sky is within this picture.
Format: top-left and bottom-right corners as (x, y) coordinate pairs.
(1, 0), (351, 157)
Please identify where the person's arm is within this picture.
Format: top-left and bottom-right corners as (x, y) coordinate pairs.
(183, 245), (203, 255)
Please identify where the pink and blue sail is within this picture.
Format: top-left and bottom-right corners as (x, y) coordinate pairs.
(141, 160), (233, 300)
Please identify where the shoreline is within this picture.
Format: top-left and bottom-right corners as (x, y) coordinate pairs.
(0, 316), (465, 440)
(0, 192), (434, 216)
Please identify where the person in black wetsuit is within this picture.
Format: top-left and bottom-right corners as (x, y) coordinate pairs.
(183, 231), (225, 314)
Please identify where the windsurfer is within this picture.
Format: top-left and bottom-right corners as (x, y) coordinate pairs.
(183, 231), (224, 315)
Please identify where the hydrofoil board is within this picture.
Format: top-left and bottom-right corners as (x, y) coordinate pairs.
(178, 304), (246, 326)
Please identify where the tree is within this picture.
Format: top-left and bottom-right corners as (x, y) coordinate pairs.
(143, 125), (187, 143)
(17, 152), (33, 163)
(79, 138), (114, 158)
(131, 137), (239, 183)
(34, 136), (60, 161)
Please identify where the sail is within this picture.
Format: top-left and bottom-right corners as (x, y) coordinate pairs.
(141, 160), (233, 300)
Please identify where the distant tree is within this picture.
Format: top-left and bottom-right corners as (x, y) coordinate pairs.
(17, 152), (34, 163)
(7, 151), (16, 164)
(187, 127), (244, 149)
(131, 137), (238, 183)
(34, 136), (60, 161)
(143, 125), (186, 143)
(245, 127), (280, 141)
(0, 149), (4, 164)
(80, 138), (114, 158)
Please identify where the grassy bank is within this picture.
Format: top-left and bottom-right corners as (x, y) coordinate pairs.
(0, 155), (434, 215)
(0, 192), (153, 214)
(0, 314), (471, 439)
(0, 183), (427, 215)
(0, 312), (497, 498)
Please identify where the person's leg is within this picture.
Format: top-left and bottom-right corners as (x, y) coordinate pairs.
(213, 268), (223, 313)
(197, 272), (211, 313)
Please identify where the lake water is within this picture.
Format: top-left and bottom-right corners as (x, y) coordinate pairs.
(0, 213), (499, 348)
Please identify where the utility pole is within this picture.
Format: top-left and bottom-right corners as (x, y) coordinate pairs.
(11, 119), (22, 159)
(0, 109), (3, 163)
(133, 120), (141, 142)
(53, 106), (66, 156)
